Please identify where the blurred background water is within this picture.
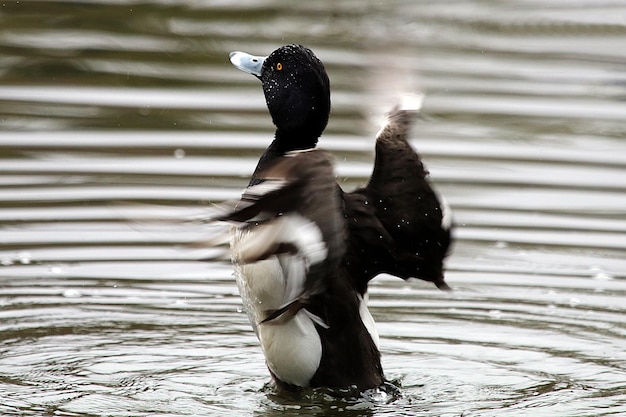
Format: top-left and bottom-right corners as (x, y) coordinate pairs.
(1, 1), (625, 416)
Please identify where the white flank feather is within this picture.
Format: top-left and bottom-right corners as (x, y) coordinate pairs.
(358, 293), (379, 349)
(231, 212), (329, 387)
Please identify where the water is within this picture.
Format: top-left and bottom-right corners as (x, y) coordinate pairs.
(1, 1), (625, 416)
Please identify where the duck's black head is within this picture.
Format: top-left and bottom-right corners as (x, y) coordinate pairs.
(230, 44), (331, 149)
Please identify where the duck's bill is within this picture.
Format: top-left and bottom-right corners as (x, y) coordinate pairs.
(229, 51), (266, 77)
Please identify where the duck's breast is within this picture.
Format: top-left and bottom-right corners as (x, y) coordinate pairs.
(231, 222), (324, 386)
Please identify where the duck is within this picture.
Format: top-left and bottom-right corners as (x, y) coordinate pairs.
(219, 44), (453, 392)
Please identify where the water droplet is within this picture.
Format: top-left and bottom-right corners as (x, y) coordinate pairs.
(489, 309), (502, 319)
(63, 289), (82, 298)
(568, 297), (580, 307)
(174, 148), (186, 159)
(49, 266), (63, 274)
(18, 251), (31, 265)
(590, 265), (612, 281)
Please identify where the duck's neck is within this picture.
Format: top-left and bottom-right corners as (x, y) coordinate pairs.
(248, 129), (320, 186)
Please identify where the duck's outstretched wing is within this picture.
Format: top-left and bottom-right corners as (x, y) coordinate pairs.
(343, 96), (453, 291)
(217, 149), (346, 323)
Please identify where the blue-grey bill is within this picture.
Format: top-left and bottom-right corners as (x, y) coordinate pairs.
(229, 51), (266, 77)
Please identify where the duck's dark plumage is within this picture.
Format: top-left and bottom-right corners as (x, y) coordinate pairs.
(343, 108), (452, 292)
(222, 44), (453, 392)
(230, 44), (331, 186)
(217, 150), (346, 324)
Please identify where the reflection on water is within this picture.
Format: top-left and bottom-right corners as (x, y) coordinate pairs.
(1, 1), (625, 416)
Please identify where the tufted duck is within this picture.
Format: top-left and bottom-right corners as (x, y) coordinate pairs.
(221, 44), (453, 392)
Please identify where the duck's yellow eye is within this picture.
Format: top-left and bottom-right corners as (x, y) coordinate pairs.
(276, 63), (283, 71)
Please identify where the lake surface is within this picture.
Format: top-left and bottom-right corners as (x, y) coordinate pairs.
(1, 1), (625, 416)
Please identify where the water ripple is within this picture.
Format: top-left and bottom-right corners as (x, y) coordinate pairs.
(1, 1), (625, 416)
